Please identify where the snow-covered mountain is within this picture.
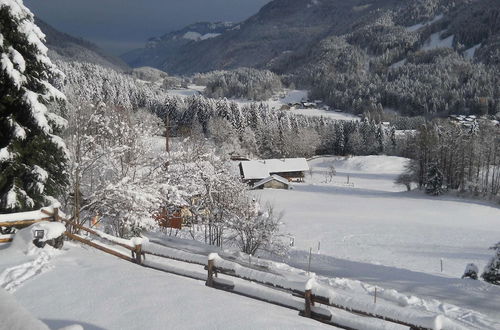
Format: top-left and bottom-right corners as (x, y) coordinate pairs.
(121, 0), (500, 75)
(36, 18), (130, 71)
(121, 21), (236, 69)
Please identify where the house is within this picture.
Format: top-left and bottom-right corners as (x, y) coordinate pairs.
(239, 158), (309, 185)
(252, 175), (290, 190)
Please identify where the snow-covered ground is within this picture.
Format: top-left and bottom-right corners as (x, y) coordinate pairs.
(2, 155), (500, 328)
(421, 31), (454, 51)
(406, 14), (444, 33)
(3, 223), (498, 329)
(255, 156), (500, 323)
(1, 241), (333, 329)
(288, 108), (359, 121)
(463, 44), (481, 59)
(165, 86), (359, 121)
(165, 84), (205, 98)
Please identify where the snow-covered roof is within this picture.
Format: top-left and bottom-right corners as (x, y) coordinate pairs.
(253, 175), (290, 189)
(240, 158), (309, 180)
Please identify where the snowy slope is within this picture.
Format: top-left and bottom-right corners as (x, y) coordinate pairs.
(255, 156), (500, 323)
(3, 242), (334, 330)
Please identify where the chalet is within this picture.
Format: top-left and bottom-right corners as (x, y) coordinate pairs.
(239, 158), (309, 185)
(252, 175), (290, 190)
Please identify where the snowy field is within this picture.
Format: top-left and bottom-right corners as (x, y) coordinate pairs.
(2, 155), (500, 328)
(1, 235), (332, 330)
(165, 86), (359, 121)
(12, 247), (333, 330)
(255, 156), (500, 322)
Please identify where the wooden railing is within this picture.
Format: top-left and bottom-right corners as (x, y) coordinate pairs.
(1, 208), (441, 330)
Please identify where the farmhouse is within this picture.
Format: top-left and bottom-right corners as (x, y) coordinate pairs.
(252, 175), (291, 190)
(239, 158), (309, 185)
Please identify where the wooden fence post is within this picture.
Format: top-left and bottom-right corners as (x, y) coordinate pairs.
(206, 253), (219, 287)
(52, 207), (59, 222)
(134, 244), (142, 264)
(206, 258), (214, 287)
(304, 289), (313, 318)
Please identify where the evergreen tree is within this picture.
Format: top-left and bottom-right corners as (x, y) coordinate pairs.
(0, 0), (67, 212)
(482, 242), (500, 285)
(425, 163), (445, 196)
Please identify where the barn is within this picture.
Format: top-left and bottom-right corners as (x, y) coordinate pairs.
(239, 158), (309, 185)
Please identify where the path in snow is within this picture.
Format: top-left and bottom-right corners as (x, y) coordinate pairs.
(0, 251), (53, 292)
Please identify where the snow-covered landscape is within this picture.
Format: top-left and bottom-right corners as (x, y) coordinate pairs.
(2, 156), (500, 329)
(2, 0), (500, 329)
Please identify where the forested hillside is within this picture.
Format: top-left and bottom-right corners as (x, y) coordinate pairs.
(51, 59), (500, 202)
(123, 0), (500, 117)
(36, 18), (129, 71)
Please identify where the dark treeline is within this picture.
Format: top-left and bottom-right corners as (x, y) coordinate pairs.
(401, 120), (500, 198)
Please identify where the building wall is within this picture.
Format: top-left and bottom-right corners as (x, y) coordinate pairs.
(263, 180), (289, 190)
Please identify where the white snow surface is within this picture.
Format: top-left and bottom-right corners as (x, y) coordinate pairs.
(0, 288), (49, 330)
(464, 43), (481, 59)
(0, 205), (60, 222)
(2, 242), (334, 330)
(256, 155), (500, 324)
(182, 31), (221, 41)
(406, 14), (444, 32)
(421, 31), (454, 51)
(31, 221), (65, 242)
(2, 156), (499, 328)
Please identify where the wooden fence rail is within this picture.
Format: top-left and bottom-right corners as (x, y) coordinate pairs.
(64, 232), (134, 263)
(0, 208), (439, 330)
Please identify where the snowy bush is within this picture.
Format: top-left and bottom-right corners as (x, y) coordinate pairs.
(227, 201), (288, 256)
(461, 263), (479, 280)
(482, 243), (500, 285)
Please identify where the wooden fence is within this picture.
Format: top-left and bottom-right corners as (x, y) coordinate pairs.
(1, 209), (437, 330)
(0, 209), (59, 243)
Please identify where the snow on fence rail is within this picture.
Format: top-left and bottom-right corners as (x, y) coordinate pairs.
(1, 207), (455, 329)
(0, 206), (62, 243)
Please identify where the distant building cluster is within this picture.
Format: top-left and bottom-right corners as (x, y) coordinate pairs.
(449, 115), (500, 129)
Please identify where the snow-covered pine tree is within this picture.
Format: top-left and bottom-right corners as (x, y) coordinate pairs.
(0, 0), (68, 212)
(482, 242), (500, 285)
(425, 163), (445, 196)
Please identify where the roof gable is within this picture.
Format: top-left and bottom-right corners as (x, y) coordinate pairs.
(253, 175), (290, 189)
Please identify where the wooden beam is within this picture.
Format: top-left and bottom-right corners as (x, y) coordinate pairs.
(0, 217), (52, 227)
(61, 219), (134, 251)
(65, 232), (133, 262)
(0, 237), (13, 243)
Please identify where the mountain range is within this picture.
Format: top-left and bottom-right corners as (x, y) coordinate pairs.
(121, 0), (500, 75)
(35, 18), (129, 71)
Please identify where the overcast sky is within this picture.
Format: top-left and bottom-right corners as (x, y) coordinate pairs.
(24, 0), (271, 55)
